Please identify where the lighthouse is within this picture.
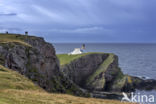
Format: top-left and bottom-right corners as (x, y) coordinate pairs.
(68, 44), (86, 55)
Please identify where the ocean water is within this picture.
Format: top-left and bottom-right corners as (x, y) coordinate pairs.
(54, 43), (156, 79)
(53, 43), (156, 103)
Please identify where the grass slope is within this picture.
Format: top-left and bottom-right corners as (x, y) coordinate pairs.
(0, 63), (133, 104)
(57, 53), (89, 66)
(57, 52), (109, 66)
(0, 34), (133, 104)
(87, 53), (114, 84)
(0, 65), (41, 90)
(0, 33), (31, 47)
(57, 53), (115, 84)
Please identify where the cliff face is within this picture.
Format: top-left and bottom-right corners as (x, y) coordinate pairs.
(61, 54), (108, 89)
(0, 34), (88, 96)
(1, 34), (156, 100)
(0, 35), (59, 91)
(59, 53), (128, 92)
(58, 53), (156, 96)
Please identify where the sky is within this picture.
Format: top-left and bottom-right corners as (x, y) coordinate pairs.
(0, 0), (156, 43)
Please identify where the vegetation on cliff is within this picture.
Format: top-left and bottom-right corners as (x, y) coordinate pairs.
(57, 52), (105, 66)
(86, 53), (115, 86)
(0, 33), (89, 97)
(0, 33), (153, 103)
(57, 53), (126, 92)
(0, 33), (31, 47)
(57, 52), (147, 96)
(0, 65), (133, 104)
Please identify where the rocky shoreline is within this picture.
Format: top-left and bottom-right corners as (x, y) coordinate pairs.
(0, 34), (156, 100)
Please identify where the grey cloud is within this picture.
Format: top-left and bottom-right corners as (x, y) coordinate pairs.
(0, 13), (17, 16)
(0, 0), (156, 42)
(0, 26), (22, 33)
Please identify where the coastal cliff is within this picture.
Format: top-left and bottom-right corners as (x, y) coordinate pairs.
(0, 63), (131, 104)
(58, 53), (156, 96)
(0, 34), (88, 96)
(0, 33), (156, 101)
(58, 53), (132, 93)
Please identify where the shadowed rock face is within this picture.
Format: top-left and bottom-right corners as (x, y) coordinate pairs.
(0, 37), (59, 91)
(62, 54), (108, 88)
(130, 76), (156, 91)
(59, 53), (156, 95)
(61, 53), (126, 92)
(1, 34), (156, 100)
(0, 35), (89, 97)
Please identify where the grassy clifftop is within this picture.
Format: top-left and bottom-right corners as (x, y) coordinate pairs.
(57, 53), (115, 84)
(57, 53), (91, 66)
(0, 33), (31, 47)
(0, 34), (133, 104)
(57, 53), (116, 84)
(57, 53), (128, 92)
(0, 65), (132, 104)
(57, 52), (112, 66)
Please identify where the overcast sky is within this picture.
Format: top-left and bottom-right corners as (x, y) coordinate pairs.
(0, 0), (156, 43)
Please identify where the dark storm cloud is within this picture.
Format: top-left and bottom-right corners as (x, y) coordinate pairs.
(0, 0), (156, 42)
(0, 13), (17, 16)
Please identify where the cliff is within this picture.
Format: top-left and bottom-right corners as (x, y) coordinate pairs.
(0, 65), (133, 104)
(0, 33), (156, 102)
(58, 52), (156, 98)
(58, 53), (128, 92)
(0, 34), (88, 96)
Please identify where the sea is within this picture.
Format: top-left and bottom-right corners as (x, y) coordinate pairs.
(53, 43), (156, 104)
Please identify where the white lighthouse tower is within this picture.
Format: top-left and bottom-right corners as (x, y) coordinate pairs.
(68, 44), (86, 55)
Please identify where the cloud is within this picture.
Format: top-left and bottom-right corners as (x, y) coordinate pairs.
(0, 27), (22, 33)
(32, 5), (65, 23)
(69, 27), (104, 33)
(0, 13), (17, 16)
(42, 26), (106, 34)
(0, 0), (156, 42)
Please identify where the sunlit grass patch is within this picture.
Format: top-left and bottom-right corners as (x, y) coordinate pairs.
(0, 34), (31, 47)
(0, 65), (134, 104)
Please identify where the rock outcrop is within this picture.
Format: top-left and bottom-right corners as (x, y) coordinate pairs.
(61, 53), (108, 89)
(1, 34), (156, 100)
(130, 76), (156, 91)
(58, 53), (156, 99)
(60, 53), (128, 92)
(0, 34), (88, 97)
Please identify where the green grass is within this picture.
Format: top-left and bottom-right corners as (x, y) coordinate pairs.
(0, 65), (41, 90)
(57, 52), (107, 66)
(86, 53), (115, 84)
(0, 33), (31, 47)
(0, 34), (133, 104)
(0, 65), (134, 104)
(57, 53), (88, 66)
(57, 52), (115, 86)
